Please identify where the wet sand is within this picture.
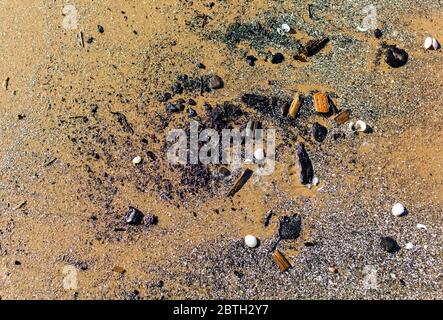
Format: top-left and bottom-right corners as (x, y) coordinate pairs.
(0, 0), (442, 299)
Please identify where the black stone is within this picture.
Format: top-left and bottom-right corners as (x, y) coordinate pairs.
(197, 63), (206, 69)
(97, 25), (104, 33)
(159, 92), (172, 102)
(246, 55), (257, 66)
(311, 122), (328, 142)
(172, 82), (183, 94)
(271, 52), (285, 64)
(188, 108), (197, 117)
(278, 215), (302, 240)
(188, 98), (197, 106)
(203, 102), (212, 111)
(124, 207), (144, 225)
(296, 143), (314, 185)
(374, 29), (383, 39)
(144, 214), (158, 226)
(166, 103), (180, 112)
(381, 237), (400, 253)
(385, 46), (408, 68)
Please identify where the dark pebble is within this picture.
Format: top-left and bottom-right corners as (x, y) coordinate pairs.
(311, 122), (328, 142)
(172, 82), (183, 94)
(188, 98), (197, 106)
(144, 214), (158, 226)
(246, 55), (257, 66)
(374, 29), (383, 39)
(166, 102), (180, 112)
(380, 237), (400, 253)
(97, 25), (104, 33)
(197, 63), (206, 69)
(278, 215), (302, 240)
(86, 37), (95, 44)
(385, 46), (408, 68)
(159, 92), (172, 102)
(208, 75), (224, 90)
(271, 53), (284, 64)
(188, 108), (197, 117)
(203, 102), (212, 111)
(124, 207), (144, 225)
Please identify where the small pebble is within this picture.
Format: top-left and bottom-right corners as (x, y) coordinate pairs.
(374, 29), (383, 39)
(385, 46), (408, 68)
(246, 55), (257, 66)
(392, 203), (405, 217)
(132, 156), (142, 165)
(271, 53), (285, 64)
(380, 236), (399, 253)
(328, 266), (338, 274)
(97, 25), (104, 33)
(279, 215), (302, 240)
(124, 207), (144, 225)
(244, 235), (258, 248)
(208, 75), (224, 90)
(405, 242), (414, 250)
(197, 63), (206, 69)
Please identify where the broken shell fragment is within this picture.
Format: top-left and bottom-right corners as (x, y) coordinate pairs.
(288, 93), (302, 118)
(313, 92), (330, 114)
(354, 120), (367, 132)
(296, 143), (314, 185)
(302, 37), (329, 57)
(333, 109), (351, 124)
(312, 177), (320, 186)
(281, 23), (291, 33)
(273, 250), (291, 272)
(349, 120), (367, 132)
(432, 38), (440, 50)
(227, 169), (253, 197)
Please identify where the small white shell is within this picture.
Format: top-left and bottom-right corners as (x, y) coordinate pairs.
(312, 177), (320, 186)
(348, 121), (355, 131)
(244, 235), (258, 248)
(132, 156), (142, 164)
(281, 23), (291, 33)
(392, 203), (405, 217)
(424, 37), (434, 50)
(432, 38), (440, 50)
(405, 242), (414, 250)
(416, 223), (427, 230)
(354, 120), (367, 132)
(254, 148), (265, 161)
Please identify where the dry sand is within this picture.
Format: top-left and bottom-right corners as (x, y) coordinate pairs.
(0, 0), (442, 299)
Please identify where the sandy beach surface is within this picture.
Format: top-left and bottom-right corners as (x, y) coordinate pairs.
(0, 0), (442, 299)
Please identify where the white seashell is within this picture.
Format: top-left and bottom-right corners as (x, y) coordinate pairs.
(312, 177), (320, 186)
(354, 120), (367, 132)
(281, 23), (291, 33)
(391, 203), (406, 217)
(132, 156), (142, 164)
(254, 148), (265, 161)
(405, 242), (414, 250)
(244, 235), (258, 248)
(432, 38), (440, 50)
(348, 121), (355, 131)
(416, 223), (427, 230)
(424, 37), (434, 50)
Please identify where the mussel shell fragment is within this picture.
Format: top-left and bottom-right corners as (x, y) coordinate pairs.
(296, 143), (314, 185)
